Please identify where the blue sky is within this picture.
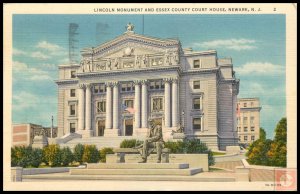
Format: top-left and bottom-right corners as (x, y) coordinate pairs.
(12, 14), (286, 139)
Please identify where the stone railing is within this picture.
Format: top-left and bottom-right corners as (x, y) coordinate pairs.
(79, 52), (179, 73)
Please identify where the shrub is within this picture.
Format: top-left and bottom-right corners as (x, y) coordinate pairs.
(11, 146), (43, 168)
(74, 144), (84, 164)
(60, 147), (74, 166)
(43, 144), (62, 167)
(120, 139), (143, 148)
(99, 147), (114, 163)
(164, 139), (215, 166)
(82, 145), (100, 163)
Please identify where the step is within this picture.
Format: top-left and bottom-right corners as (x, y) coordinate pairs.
(70, 168), (203, 176)
(23, 173), (235, 182)
(87, 163), (189, 169)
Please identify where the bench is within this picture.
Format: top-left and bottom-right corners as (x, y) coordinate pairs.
(113, 148), (170, 163)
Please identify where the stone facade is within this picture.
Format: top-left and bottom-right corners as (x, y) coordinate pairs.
(55, 24), (240, 151)
(237, 98), (261, 146)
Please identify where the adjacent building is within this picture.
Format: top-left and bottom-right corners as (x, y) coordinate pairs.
(237, 98), (262, 146)
(55, 23), (240, 150)
(12, 123), (57, 147)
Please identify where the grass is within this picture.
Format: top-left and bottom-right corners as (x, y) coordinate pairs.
(209, 167), (225, 172)
(212, 151), (226, 156)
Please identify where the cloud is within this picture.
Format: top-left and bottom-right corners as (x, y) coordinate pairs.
(13, 91), (57, 112)
(235, 62), (285, 75)
(30, 51), (50, 60)
(13, 48), (27, 56)
(36, 41), (67, 56)
(13, 61), (52, 80)
(193, 38), (256, 51)
(41, 63), (58, 70)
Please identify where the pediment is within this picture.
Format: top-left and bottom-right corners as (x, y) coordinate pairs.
(81, 32), (181, 59)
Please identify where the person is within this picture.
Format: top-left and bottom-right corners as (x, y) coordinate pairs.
(137, 118), (163, 163)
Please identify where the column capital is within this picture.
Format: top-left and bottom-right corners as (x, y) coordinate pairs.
(140, 80), (149, 85)
(163, 78), (172, 84)
(111, 81), (119, 87)
(105, 82), (112, 87)
(78, 83), (85, 89)
(171, 77), (179, 83)
(133, 80), (142, 86)
(84, 83), (92, 89)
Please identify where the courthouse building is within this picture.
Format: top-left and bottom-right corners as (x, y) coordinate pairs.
(55, 23), (240, 150)
(237, 98), (261, 146)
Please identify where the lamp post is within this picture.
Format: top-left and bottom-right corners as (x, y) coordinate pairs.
(51, 116), (53, 138)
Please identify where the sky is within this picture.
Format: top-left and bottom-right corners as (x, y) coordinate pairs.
(12, 14), (286, 139)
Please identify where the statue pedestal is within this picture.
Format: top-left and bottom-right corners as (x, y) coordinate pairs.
(172, 133), (186, 140)
(32, 135), (48, 149)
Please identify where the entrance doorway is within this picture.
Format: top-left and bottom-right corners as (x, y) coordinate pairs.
(125, 119), (133, 136)
(97, 120), (105, 136)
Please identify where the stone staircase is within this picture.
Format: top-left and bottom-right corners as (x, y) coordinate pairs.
(69, 163), (203, 180)
(60, 136), (139, 149)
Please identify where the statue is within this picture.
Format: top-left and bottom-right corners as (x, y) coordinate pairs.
(126, 22), (134, 32)
(38, 128), (47, 137)
(136, 118), (163, 163)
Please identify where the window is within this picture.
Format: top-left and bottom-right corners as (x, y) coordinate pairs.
(243, 117), (248, 125)
(251, 127), (255, 132)
(251, 102), (254, 107)
(193, 98), (200, 110)
(250, 116), (255, 125)
(193, 118), (201, 131)
(251, 136), (255, 141)
(244, 127), (248, 132)
(193, 81), (200, 89)
(70, 123), (75, 133)
(243, 102), (247, 107)
(96, 101), (106, 113)
(71, 70), (76, 78)
(121, 82), (134, 92)
(152, 98), (163, 111)
(124, 100), (134, 108)
(238, 127), (241, 132)
(70, 104), (76, 116)
(149, 80), (164, 90)
(237, 117), (240, 125)
(239, 136), (241, 141)
(94, 84), (106, 93)
(70, 89), (76, 97)
(193, 60), (200, 68)
(244, 136), (248, 141)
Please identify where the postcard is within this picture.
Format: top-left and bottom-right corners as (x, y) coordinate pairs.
(3, 3), (297, 191)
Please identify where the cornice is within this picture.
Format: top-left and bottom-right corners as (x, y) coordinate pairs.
(55, 79), (78, 85)
(76, 65), (182, 78)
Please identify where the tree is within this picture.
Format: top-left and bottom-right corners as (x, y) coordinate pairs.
(74, 144), (84, 164)
(274, 117), (287, 143)
(259, 127), (266, 140)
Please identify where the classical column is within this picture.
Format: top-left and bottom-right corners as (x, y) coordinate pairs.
(134, 80), (141, 128)
(85, 84), (92, 131)
(172, 77), (179, 127)
(105, 82), (112, 129)
(112, 82), (119, 129)
(77, 84), (85, 131)
(141, 80), (148, 128)
(163, 78), (171, 127)
(200, 94), (203, 110)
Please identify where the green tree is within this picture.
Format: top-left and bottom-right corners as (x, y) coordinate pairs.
(82, 145), (100, 163)
(74, 144), (84, 164)
(60, 147), (74, 166)
(274, 117), (287, 143)
(259, 127), (266, 140)
(246, 139), (272, 166)
(43, 144), (62, 167)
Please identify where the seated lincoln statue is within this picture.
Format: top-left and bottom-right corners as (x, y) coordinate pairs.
(135, 118), (163, 163)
